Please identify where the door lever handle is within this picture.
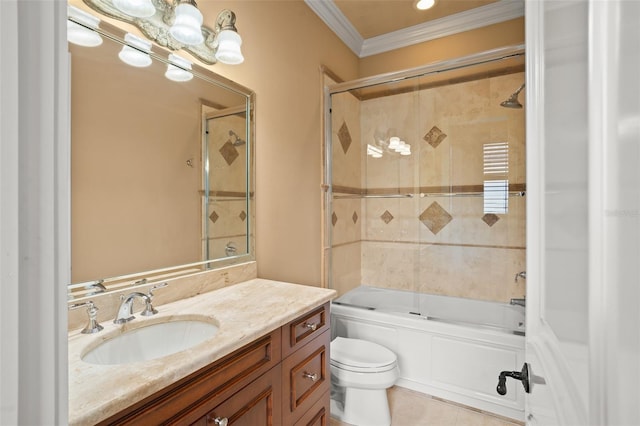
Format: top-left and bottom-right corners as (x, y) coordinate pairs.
(497, 363), (531, 395)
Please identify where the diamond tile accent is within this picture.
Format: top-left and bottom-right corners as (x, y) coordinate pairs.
(352, 211), (358, 224)
(209, 211), (219, 223)
(219, 140), (239, 165)
(239, 210), (247, 221)
(423, 126), (447, 148)
(482, 213), (500, 227)
(332, 212), (338, 226)
(338, 121), (352, 154)
(419, 202), (452, 234)
(381, 210), (394, 224)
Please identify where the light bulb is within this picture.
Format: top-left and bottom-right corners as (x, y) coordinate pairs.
(416, 0), (436, 11)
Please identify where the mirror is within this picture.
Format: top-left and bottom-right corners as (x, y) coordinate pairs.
(68, 19), (254, 297)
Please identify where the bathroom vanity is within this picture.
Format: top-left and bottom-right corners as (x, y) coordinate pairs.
(68, 279), (335, 425)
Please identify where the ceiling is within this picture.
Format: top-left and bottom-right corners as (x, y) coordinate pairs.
(333, 0), (498, 39)
(305, 0), (524, 57)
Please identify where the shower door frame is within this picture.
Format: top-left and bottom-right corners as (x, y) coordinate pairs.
(321, 43), (526, 290)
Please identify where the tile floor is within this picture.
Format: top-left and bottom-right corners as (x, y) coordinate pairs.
(329, 386), (524, 426)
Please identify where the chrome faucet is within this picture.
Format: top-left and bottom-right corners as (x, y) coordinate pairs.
(114, 292), (151, 324)
(114, 283), (168, 324)
(510, 298), (526, 307)
(514, 271), (526, 282)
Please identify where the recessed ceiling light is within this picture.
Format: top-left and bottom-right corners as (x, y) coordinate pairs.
(416, 0), (436, 11)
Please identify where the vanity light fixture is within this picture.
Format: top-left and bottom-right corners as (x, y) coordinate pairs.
(165, 53), (194, 82)
(82, 0), (244, 65)
(118, 33), (153, 67)
(112, 0), (155, 18)
(415, 0), (436, 11)
(67, 5), (103, 47)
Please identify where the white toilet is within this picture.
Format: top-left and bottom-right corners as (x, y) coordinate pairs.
(330, 337), (400, 426)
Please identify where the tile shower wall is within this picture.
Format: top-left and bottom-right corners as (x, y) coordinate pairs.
(330, 90), (362, 297)
(206, 113), (249, 259)
(331, 72), (526, 303)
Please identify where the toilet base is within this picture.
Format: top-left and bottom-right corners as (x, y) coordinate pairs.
(331, 388), (391, 426)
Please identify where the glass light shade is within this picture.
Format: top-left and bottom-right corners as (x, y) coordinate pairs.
(170, 3), (204, 46)
(113, 0), (156, 18)
(165, 54), (193, 82)
(371, 153), (383, 158)
(214, 30), (244, 65)
(388, 136), (400, 149)
(67, 6), (102, 47)
(118, 33), (152, 67)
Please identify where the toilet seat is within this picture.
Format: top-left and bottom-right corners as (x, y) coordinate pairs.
(331, 337), (397, 373)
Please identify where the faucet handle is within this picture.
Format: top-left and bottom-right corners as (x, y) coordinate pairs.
(140, 283), (168, 316)
(148, 282), (168, 298)
(69, 300), (104, 334)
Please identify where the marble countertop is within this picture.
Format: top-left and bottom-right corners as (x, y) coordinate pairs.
(68, 278), (336, 425)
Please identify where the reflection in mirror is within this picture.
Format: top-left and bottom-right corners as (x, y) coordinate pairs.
(68, 17), (254, 298)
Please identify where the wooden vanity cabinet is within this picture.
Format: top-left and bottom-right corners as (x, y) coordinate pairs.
(97, 302), (331, 426)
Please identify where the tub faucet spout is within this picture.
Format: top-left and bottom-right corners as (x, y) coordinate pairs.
(510, 298), (526, 307)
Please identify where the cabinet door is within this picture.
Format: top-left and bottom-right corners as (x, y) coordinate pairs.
(195, 365), (282, 426)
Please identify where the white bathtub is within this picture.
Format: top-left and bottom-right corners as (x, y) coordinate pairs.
(331, 286), (525, 421)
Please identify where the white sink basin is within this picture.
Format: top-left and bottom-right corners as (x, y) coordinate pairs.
(82, 319), (219, 365)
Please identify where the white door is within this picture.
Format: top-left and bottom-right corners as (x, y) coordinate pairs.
(523, 1), (640, 425)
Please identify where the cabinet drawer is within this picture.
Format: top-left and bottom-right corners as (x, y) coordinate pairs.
(282, 302), (329, 358)
(294, 391), (329, 426)
(192, 365), (282, 426)
(282, 330), (330, 425)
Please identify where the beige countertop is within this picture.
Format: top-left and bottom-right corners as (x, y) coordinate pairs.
(68, 278), (336, 425)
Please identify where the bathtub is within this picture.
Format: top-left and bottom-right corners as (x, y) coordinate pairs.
(331, 286), (525, 421)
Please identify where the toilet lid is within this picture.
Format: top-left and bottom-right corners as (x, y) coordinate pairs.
(330, 337), (397, 370)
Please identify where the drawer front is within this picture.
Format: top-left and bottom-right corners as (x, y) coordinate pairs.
(195, 364), (282, 426)
(282, 330), (330, 424)
(293, 391), (329, 426)
(283, 302), (329, 357)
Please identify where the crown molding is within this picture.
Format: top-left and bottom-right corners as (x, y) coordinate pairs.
(306, 0), (525, 58)
(304, 0), (363, 56)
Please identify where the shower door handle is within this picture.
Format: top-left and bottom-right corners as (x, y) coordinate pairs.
(496, 363), (530, 395)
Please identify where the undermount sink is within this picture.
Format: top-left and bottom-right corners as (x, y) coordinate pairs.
(82, 319), (219, 365)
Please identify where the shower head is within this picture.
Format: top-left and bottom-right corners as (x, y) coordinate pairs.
(229, 130), (246, 146)
(500, 83), (525, 109)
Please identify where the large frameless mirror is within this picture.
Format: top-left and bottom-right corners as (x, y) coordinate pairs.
(67, 15), (254, 298)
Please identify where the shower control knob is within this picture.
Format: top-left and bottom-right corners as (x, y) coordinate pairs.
(497, 363), (531, 395)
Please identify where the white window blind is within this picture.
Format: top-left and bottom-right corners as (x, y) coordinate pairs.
(483, 142), (509, 214)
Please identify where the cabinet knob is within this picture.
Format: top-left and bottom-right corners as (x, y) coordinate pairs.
(304, 322), (317, 331)
(303, 371), (319, 382)
(208, 416), (228, 426)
